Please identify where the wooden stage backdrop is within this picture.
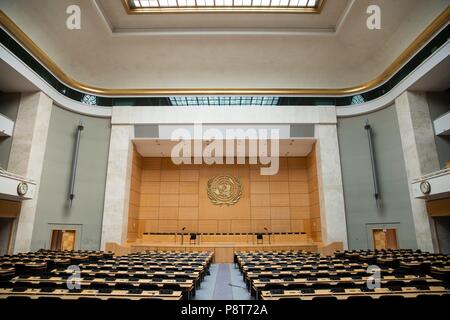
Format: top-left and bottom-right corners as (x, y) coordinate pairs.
(127, 145), (321, 244)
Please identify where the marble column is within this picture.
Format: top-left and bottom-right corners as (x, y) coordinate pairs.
(395, 91), (439, 252)
(8, 92), (53, 253)
(100, 124), (134, 249)
(314, 124), (348, 248)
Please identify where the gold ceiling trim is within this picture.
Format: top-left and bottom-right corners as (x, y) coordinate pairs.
(0, 7), (448, 97)
(121, 0), (326, 14)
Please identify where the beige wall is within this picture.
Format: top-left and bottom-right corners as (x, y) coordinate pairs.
(127, 150), (321, 242)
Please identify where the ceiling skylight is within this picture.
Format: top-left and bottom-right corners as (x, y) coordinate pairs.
(169, 96), (279, 106)
(125, 0), (324, 13)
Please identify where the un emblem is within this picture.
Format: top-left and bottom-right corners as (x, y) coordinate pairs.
(207, 175), (242, 206)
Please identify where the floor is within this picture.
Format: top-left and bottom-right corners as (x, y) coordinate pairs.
(194, 263), (253, 300)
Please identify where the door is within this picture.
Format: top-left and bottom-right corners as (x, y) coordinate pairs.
(372, 228), (398, 250)
(50, 229), (76, 250)
(0, 218), (14, 255)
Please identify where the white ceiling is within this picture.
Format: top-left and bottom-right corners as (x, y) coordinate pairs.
(0, 0), (448, 91)
(133, 138), (315, 157)
(96, 0), (349, 31)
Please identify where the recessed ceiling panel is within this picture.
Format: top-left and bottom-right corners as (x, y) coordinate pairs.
(96, 0), (349, 31)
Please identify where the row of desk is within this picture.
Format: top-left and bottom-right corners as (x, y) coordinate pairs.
(0, 250), (214, 301)
(235, 250), (450, 301)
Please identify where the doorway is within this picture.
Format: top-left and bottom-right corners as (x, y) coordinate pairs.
(0, 218), (14, 255)
(372, 228), (398, 250)
(50, 229), (76, 250)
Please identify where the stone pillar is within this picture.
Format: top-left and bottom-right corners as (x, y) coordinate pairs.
(395, 91), (439, 252)
(100, 124), (134, 249)
(314, 124), (348, 248)
(8, 92), (53, 253)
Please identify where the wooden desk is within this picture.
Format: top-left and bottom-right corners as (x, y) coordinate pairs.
(0, 288), (182, 301)
(127, 243), (318, 263)
(260, 286), (449, 300)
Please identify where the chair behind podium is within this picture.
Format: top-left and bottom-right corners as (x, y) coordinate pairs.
(189, 233), (197, 245)
(256, 233), (263, 244)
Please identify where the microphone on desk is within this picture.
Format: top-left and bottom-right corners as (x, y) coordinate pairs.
(264, 227), (271, 244)
(180, 227), (186, 245)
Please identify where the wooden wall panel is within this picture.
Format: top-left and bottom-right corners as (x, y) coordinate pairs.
(0, 199), (21, 218)
(270, 194), (290, 206)
(178, 207), (198, 220)
(426, 198), (450, 216)
(251, 207), (271, 220)
(198, 220), (218, 233)
(158, 207), (178, 219)
(307, 143), (322, 242)
(127, 145), (143, 242)
(250, 194), (270, 206)
(251, 219), (271, 232)
(217, 220), (232, 233)
(178, 219), (199, 233)
(131, 154), (322, 242)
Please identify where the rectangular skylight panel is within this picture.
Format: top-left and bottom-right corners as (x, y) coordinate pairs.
(167, 0), (178, 7)
(271, 0), (281, 6)
(298, 0), (308, 6)
(169, 96), (280, 106)
(130, 0), (320, 8)
(159, 0), (168, 7)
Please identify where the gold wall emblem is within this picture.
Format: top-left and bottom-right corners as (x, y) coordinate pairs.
(207, 175), (242, 206)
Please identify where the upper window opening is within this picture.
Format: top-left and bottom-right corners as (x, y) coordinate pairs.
(125, 0), (324, 13)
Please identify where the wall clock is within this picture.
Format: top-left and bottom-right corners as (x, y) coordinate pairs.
(419, 181), (431, 195)
(17, 182), (28, 196)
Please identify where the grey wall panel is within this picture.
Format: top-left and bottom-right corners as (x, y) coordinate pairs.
(31, 106), (111, 250)
(337, 104), (417, 249)
(426, 91), (450, 254)
(0, 93), (20, 169)
(135, 125), (159, 138)
(290, 124), (314, 137)
(426, 91), (450, 169)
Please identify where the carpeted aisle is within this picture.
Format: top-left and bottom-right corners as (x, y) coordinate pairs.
(212, 264), (233, 299)
(194, 263), (253, 300)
